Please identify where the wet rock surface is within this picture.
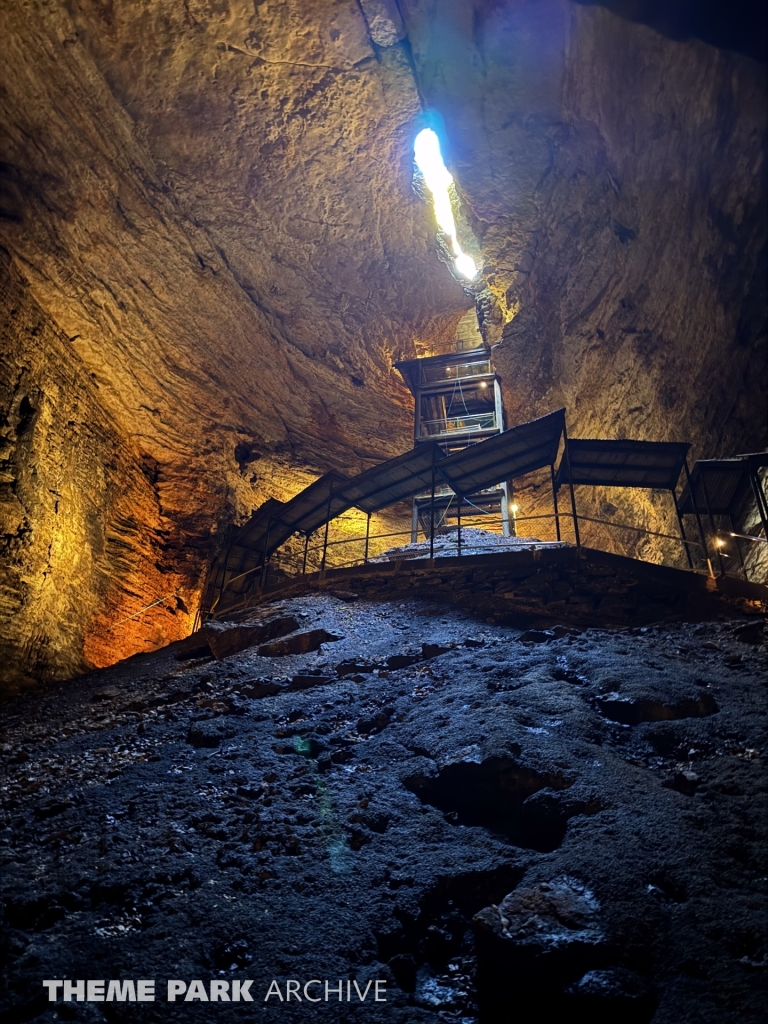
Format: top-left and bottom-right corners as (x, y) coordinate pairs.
(1, 595), (767, 1022)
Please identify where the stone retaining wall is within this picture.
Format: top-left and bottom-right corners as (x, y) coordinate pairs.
(228, 547), (768, 628)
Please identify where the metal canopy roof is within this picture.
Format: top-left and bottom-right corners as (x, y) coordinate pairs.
(218, 473), (349, 575)
(271, 471), (351, 536)
(555, 438), (690, 491)
(437, 409), (565, 497)
(395, 347), (489, 395)
(205, 474), (351, 611)
(201, 497), (285, 610)
(744, 452), (768, 473)
(227, 497), (285, 555)
(339, 441), (444, 514)
(678, 453), (768, 515)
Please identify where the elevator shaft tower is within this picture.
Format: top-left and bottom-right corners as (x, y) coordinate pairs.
(395, 331), (511, 541)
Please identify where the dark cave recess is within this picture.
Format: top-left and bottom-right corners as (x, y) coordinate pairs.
(575, 1), (768, 63)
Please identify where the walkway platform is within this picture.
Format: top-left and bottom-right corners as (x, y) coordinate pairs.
(215, 544), (768, 629)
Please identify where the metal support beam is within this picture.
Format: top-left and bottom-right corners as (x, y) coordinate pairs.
(429, 464), (436, 559)
(749, 472), (768, 538)
(259, 519), (272, 589)
(457, 494), (462, 556)
(411, 499), (419, 544)
(364, 513), (371, 564)
(701, 474), (726, 577)
(501, 481), (512, 537)
(212, 538), (234, 614)
(562, 422), (581, 548)
(729, 514), (747, 580)
(302, 532), (310, 575)
(321, 493), (332, 571)
(550, 464), (561, 541)
(683, 460), (713, 577)
(493, 378), (505, 433)
(671, 488), (694, 570)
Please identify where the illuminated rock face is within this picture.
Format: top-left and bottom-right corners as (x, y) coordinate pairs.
(0, 254), (197, 688)
(0, 0), (765, 683)
(0, 0), (469, 686)
(399, 0), (766, 559)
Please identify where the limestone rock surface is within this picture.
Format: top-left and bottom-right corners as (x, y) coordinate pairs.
(1, 593), (766, 1022)
(1, 1), (765, 682)
(399, 0), (767, 557)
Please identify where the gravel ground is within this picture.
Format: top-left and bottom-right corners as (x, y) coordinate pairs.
(1, 593), (766, 1023)
(370, 528), (566, 562)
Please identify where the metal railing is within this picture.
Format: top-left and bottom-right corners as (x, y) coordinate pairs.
(420, 412), (497, 437)
(421, 359), (492, 385)
(208, 503), (767, 618)
(261, 512), (704, 581)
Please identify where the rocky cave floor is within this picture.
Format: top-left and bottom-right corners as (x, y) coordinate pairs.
(1, 593), (767, 1023)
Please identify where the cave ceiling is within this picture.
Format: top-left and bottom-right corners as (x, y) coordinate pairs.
(1, 0), (766, 682)
(2, 1), (470, 493)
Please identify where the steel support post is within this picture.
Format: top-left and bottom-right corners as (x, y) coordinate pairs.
(562, 423), (581, 548)
(550, 464), (561, 541)
(749, 472), (768, 538)
(430, 465), (436, 559)
(321, 494), (332, 571)
(701, 475), (726, 577)
(729, 515), (747, 580)
(259, 519), (271, 589)
(683, 460), (713, 577)
(671, 488), (694, 570)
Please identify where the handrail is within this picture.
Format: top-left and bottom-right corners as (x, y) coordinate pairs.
(573, 514), (704, 547)
(420, 413), (497, 436)
(212, 508), (722, 609)
(304, 528), (420, 552)
(421, 360), (492, 385)
(724, 530), (767, 544)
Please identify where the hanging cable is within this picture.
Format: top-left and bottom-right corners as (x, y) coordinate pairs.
(464, 498), (493, 514)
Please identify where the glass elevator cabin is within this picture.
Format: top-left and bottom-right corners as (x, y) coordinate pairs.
(395, 332), (512, 541)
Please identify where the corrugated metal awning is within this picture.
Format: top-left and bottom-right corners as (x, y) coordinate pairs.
(217, 472), (349, 577)
(437, 408), (565, 497)
(225, 497), (286, 559)
(270, 471), (351, 536)
(556, 438), (690, 491)
(678, 453), (767, 514)
(339, 442), (444, 514)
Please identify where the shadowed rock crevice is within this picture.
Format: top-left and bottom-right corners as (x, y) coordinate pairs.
(473, 876), (656, 1023)
(378, 866), (526, 1017)
(403, 756), (579, 851)
(595, 691), (719, 724)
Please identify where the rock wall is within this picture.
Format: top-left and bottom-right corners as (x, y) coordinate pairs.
(0, 0), (765, 682)
(0, 0), (471, 682)
(0, 253), (199, 691)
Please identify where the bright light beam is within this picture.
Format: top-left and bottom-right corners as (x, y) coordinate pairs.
(414, 128), (477, 280)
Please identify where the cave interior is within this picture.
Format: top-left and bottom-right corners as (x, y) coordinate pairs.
(1, 1), (767, 1023)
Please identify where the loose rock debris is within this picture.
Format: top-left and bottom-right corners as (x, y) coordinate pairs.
(1, 594), (766, 1023)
